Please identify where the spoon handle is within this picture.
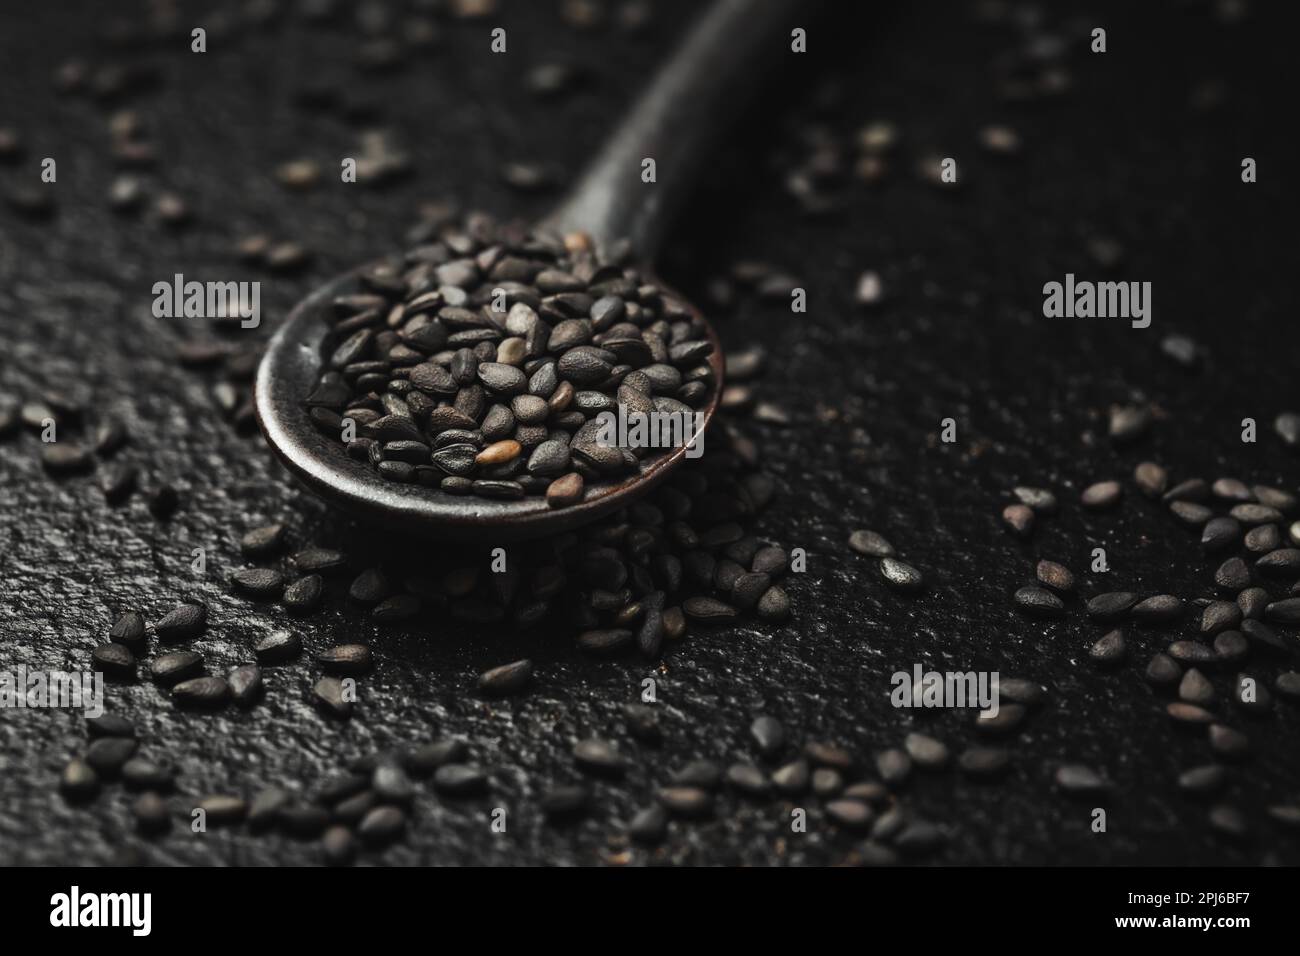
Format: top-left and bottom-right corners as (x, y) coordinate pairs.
(541, 0), (809, 261)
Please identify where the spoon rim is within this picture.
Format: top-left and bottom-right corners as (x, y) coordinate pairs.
(254, 260), (724, 541)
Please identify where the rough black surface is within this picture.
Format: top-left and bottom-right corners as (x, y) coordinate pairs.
(2, 0), (1298, 866)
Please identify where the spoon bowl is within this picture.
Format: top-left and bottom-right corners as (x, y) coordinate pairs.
(255, 260), (723, 541)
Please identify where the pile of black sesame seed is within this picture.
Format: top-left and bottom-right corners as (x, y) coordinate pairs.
(66, 403), (801, 862)
(307, 214), (718, 506)
(995, 459), (1300, 840)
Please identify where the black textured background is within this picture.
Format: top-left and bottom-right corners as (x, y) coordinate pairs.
(2, 0), (1298, 866)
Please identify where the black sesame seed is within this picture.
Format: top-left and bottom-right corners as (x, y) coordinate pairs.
(61, 759), (99, 801)
(151, 651), (203, 686)
(656, 786), (712, 818)
(749, 715), (786, 759)
(1241, 619), (1288, 654)
(122, 758), (175, 792)
(84, 737), (138, 776)
(1257, 548), (1300, 576)
(1237, 587), (1269, 619)
(826, 799), (874, 830)
(100, 463), (138, 504)
(904, 733), (949, 768)
(316, 644), (373, 674)
(313, 677), (354, 719)
(876, 748), (912, 785)
(240, 523), (286, 557)
(432, 763), (487, 796)
(1014, 586), (1064, 618)
(1264, 597), (1300, 624)
(666, 759), (720, 790)
(1201, 517), (1241, 551)
(1036, 560), (1075, 592)
(1055, 764), (1110, 796)
(1208, 724), (1250, 760)
(1201, 601), (1242, 634)
(957, 746), (1009, 778)
(1002, 503), (1035, 537)
(109, 611), (146, 650)
(1085, 591), (1138, 622)
(1130, 594), (1183, 624)
(172, 676), (231, 709)
(879, 557), (924, 592)
(1145, 652), (1183, 685)
(974, 704), (1026, 736)
(1090, 629), (1126, 665)
(283, 574), (325, 614)
(1171, 501), (1214, 527)
(1214, 557), (1252, 592)
(1167, 641), (1218, 666)
(1134, 462), (1167, 497)
(358, 805), (406, 844)
(1178, 668), (1215, 707)
(41, 443), (94, 474)
(232, 567), (286, 599)
(228, 664), (263, 706)
(682, 596), (737, 621)
(626, 805), (668, 844)
(1013, 486), (1057, 512)
(405, 739), (469, 777)
(1274, 671), (1300, 700)
(87, 714), (135, 738)
(1230, 503), (1283, 525)
(1244, 524), (1281, 553)
(573, 739), (627, 778)
(540, 785), (590, 821)
(755, 585), (790, 621)
(478, 658), (533, 696)
(1178, 764), (1226, 794)
(91, 643), (135, 680)
(292, 546), (347, 574)
(1080, 481), (1121, 509)
(1167, 702), (1215, 725)
(154, 601), (206, 641)
(1213, 630), (1249, 663)
(998, 678), (1047, 706)
(132, 792), (171, 834)
(348, 568), (390, 604)
(1164, 478), (1209, 503)
(771, 759), (809, 794)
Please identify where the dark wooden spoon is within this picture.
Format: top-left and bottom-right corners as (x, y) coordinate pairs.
(255, 0), (804, 540)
